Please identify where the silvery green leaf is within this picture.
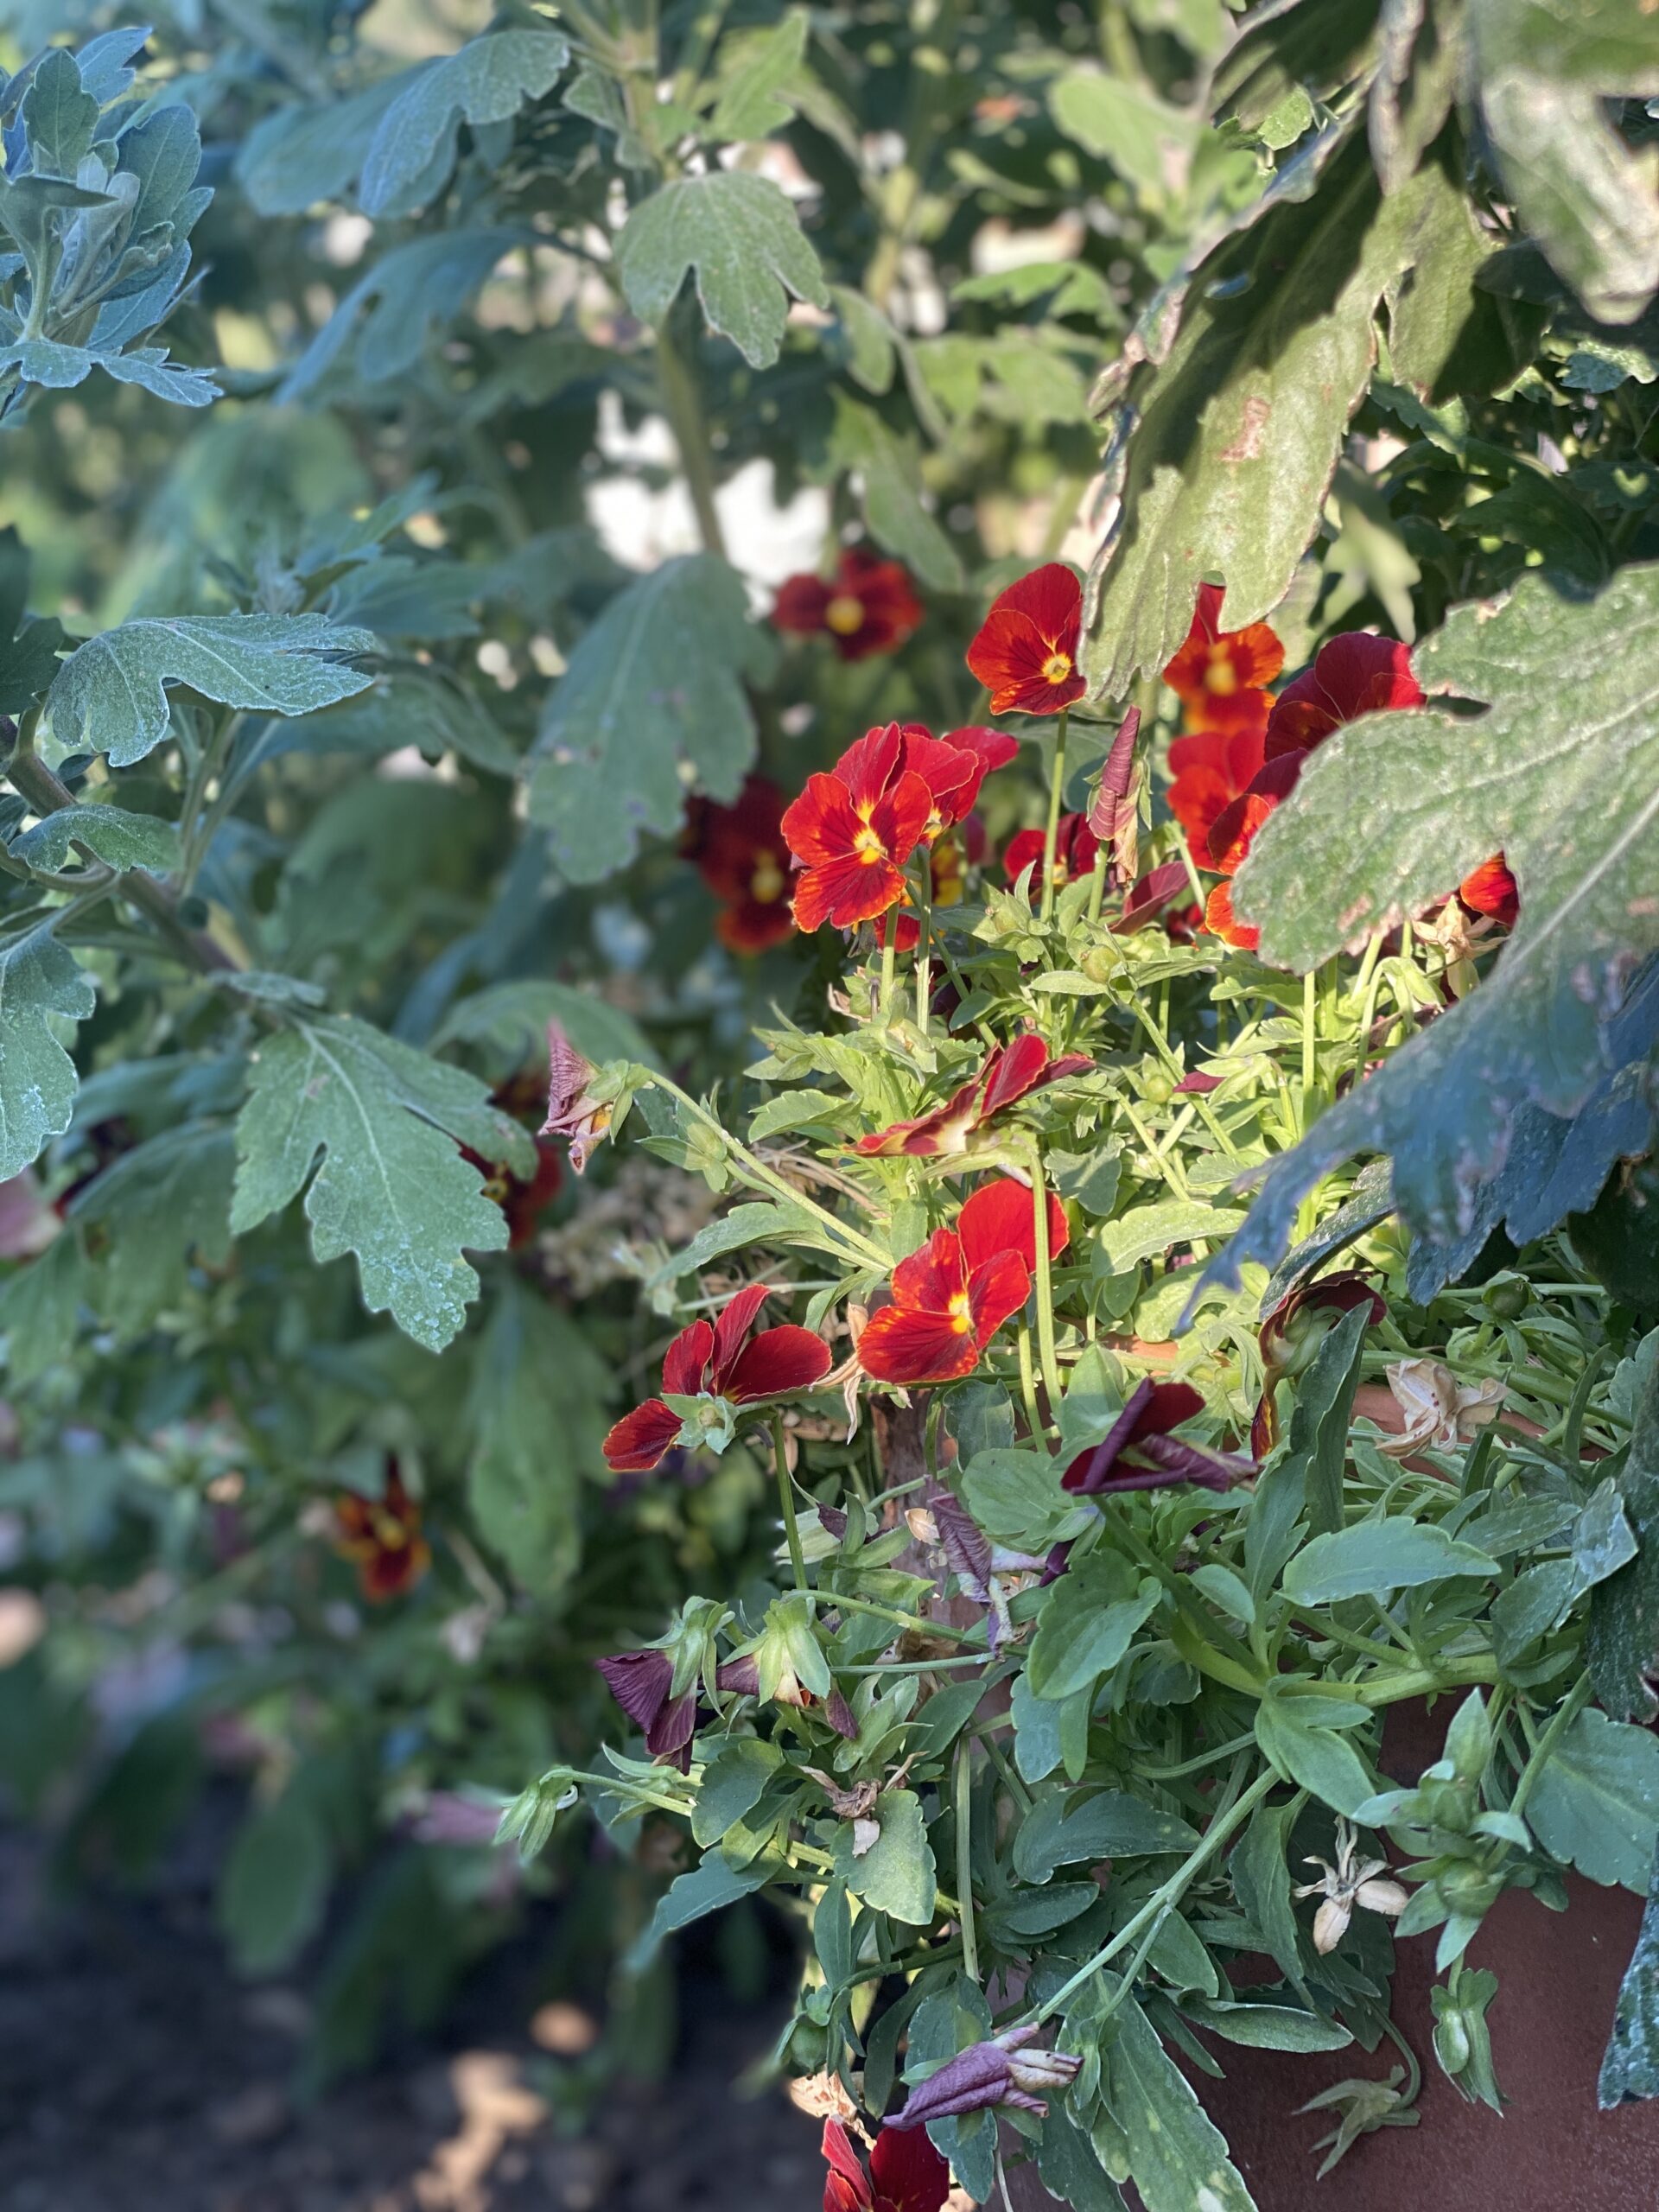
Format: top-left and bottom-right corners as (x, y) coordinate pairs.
(0, 912), (96, 1179)
(11, 804), (178, 874)
(21, 48), (100, 181)
(234, 76), (408, 216)
(358, 31), (570, 218)
(277, 226), (523, 401)
(615, 171), (828, 369)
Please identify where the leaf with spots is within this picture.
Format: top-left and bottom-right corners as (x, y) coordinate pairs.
(523, 553), (775, 884)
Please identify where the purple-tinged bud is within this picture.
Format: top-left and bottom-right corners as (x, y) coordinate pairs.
(889, 2026), (1082, 2131)
(541, 1021), (615, 1173)
(595, 1649), (697, 1768)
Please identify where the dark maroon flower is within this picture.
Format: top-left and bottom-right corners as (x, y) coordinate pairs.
(1061, 1379), (1251, 1495)
(595, 1649), (698, 1769)
(890, 2026), (1082, 2131)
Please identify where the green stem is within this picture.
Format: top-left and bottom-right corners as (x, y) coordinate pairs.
(772, 1413), (807, 1591)
(914, 862), (933, 1037)
(1510, 1674), (1592, 1821)
(809, 1588), (981, 1646)
(1027, 1143), (1065, 1414)
(1016, 1324), (1045, 1440)
(955, 1742), (980, 1985)
(1301, 965), (1318, 1119)
(879, 922), (899, 1023)
(654, 320), (727, 560)
(1039, 708), (1070, 923)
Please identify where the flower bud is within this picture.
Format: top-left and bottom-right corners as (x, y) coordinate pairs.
(890, 2025), (1082, 2130)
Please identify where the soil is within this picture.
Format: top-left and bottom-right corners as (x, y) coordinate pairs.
(0, 1813), (822, 2212)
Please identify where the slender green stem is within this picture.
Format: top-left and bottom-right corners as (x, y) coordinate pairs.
(654, 321), (727, 561)
(772, 1413), (806, 1590)
(955, 1742), (980, 1984)
(879, 923), (899, 1023)
(1301, 965), (1318, 1117)
(1039, 709), (1070, 923)
(1016, 1324), (1045, 1440)
(808, 1588), (981, 1646)
(1027, 1142), (1065, 1413)
(913, 861), (933, 1036)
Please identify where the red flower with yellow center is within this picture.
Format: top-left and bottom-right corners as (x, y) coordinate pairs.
(772, 548), (924, 662)
(1162, 582), (1285, 731)
(857, 1178), (1068, 1387)
(855, 1033), (1092, 1158)
(602, 1284), (832, 1472)
(822, 2120), (950, 2212)
(1002, 811), (1099, 890)
(334, 1463), (431, 1601)
(683, 776), (796, 951)
(966, 563), (1088, 715)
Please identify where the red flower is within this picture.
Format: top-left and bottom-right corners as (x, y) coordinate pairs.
(595, 1649), (698, 1767)
(334, 1462), (431, 1601)
(1002, 812), (1099, 890)
(1264, 632), (1422, 760)
(966, 563), (1087, 715)
(856, 1033), (1092, 1157)
(1459, 854), (1519, 929)
(1060, 1379), (1250, 1495)
(602, 1285), (831, 1472)
(683, 776), (796, 951)
(1166, 724), (1268, 864)
(857, 1178), (1068, 1388)
(772, 547), (923, 661)
(1196, 751), (1309, 950)
(1162, 583), (1284, 732)
(781, 725), (935, 933)
(822, 2120), (950, 2212)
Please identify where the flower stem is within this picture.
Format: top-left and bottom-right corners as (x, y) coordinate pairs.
(1027, 1142), (1065, 1414)
(1016, 1324), (1045, 1440)
(1039, 707), (1070, 923)
(879, 922), (899, 1023)
(955, 1741), (980, 1984)
(772, 1412), (806, 1590)
(807, 1588), (981, 1646)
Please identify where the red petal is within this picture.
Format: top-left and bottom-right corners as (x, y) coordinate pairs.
(835, 722), (905, 810)
(1001, 827), (1046, 885)
(869, 769), (936, 869)
(724, 1324), (833, 1401)
(1114, 858), (1192, 935)
(602, 1399), (683, 1472)
(958, 1178), (1068, 1271)
(710, 1285), (769, 1389)
(856, 1305), (980, 1385)
(943, 725), (1020, 810)
(823, 2121), (875, 2212)
(965, 1248), (1032, 1343)
(1205, 752), (1306, 873)
(1203, 879), (1258, 950)
(977, 1033), (1050, 1117)
(772, 573), (833, 637)
(854, 1076), (979, 1159)
(662, 1319), (715, 1397)
(1460, 854), (1518, 926)
(783, 773), (868, 868)
(1264, 632), (1421, 760)
(982, 562), (1082, 648)
(1137, 1380), (1206, 1436)
(793, 855), (907, 931)
(869, 2122), (951, 2212)
(891, 1226), (969, 1313)
(896, 726), (979, 825)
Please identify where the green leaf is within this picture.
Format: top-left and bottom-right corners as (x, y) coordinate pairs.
(1085, 137), (1457, 694)
(0, 340), (217, 412)
(660, 1201), (817, 1281)
(0, 1232), (84, 1384)
(276, 672), (520, 776)
(615, 172), (828, 368)
(231, 1015), (530, 1352)
(48, 613), (375, 768)
(0, 525), (65, 714)
(1600, 1836), (1659, 2106)
(709, 13), (811, 141)
(235, 77), (410, 216)
(217, 1792), (332, 1976)
(625, 1847), (777, 1972)
(12, 805), (179, 875)
(430, 978), (656, 1073)
(1280, 1303), (1371, 1538)
(1182, 1998), (1352, 2052)
(827, 393), (965, 592)
(1010, 1670), (1092, 1785)
(1528, 1706), (1659, 1892)
(1282, 1519), (1499, 1605)
(358, 32), (571, 217)
(831, 1788), (936, 1923)
(692, 1740), (785, 1850)
(1014, 1789), (1200, 1884)
(1049, 72), (1198, 202)
(1099, 1198), (1245, 1272)
(1230, 1795), (1312, 2000)
(466, 1281), (612, 1593)
(524, 554), (774, 882)
(1106, 1988), (1260, 2212)
(1217, 563), (1659, 1276)
(1590, 1348), (1659, 1722)
(1255, 1693), (1377, 1817)
(70, 1124), (235, 1339)
(277, 227), (524, 401)
(0, 915), (95, 1179)
(21, 50), (99, 182)
(1027, 1552), (1160, 1700)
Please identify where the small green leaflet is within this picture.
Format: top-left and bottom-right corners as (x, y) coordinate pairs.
(1099, 1198), (1245, 1272)
(1027, 1552), (1160, 1700)
(524, 553), (775, 882)
(831, 1788), (937, 1923)
(12, 805), (179, 875)
(709, 13), (811, 142)
(1528, 1707), (1659, 1894)
(1281, 1519), (1499, 1606)
(1254, 1692), (1376, 1818)
(231, 1014), (534, 1352)
(357, 31), (572, 218)
(48, 613), (376, 768)
(0, 913), (96, 1179)
(616, 171), (829, 369)
(625, 1848), (778, 1973)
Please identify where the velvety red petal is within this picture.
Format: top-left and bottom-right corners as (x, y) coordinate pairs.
(772, 574), (833, 637)
(602, 1399), (684, 1472)
(855, 1075), (980, 1158)
(1136, 1380), (1206, 1437)
(835, 723), (904, 810)
(944, 723), (1020, 796)
(966, 1248), (1032, 1343)
(645, 1687), (699, 1760)
(783, 773), (866, 868)
(1058, 813), (1101, 877)
(958, 1177), (1069, 1272)
(1115, 858), (1192, 935)
(977, 1032), (1051, 1116)
(1264, 632), (1421, 759)
(1460, 854), (1518, 926)
(1205, 753), (1306, 873)
(596, 1649), (672, 1730)
(822, 2123), (875, 2212)
(793, 855), (907, 931)
(1203, 880), (1259, 950)
(724, 1324), (833, 1401)
(869, 2121), (951, 2212)
(709, 1284), (770, 1388)
(891, 1226), (969, 1313)
(856, 1305), (980, 1385)
(662, 1319), (715, 1398)
(715, 896), (795, 952)
(984, 562), (1082, 647)
(1001, 827), (1046, 885)
(896, 728), (978, 828)
(869, 769), (935, 869)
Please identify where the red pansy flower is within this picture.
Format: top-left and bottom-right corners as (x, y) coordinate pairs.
(857, 1178), (1068, 1388)
(1162, 583), (1285, 732)
(334, 1462), (431, 1601)
(772, 547), (923, 662)
(602, 1285), (832, 1472)
(1459, 854), (1519, 929)
(856, 1033), (1092, 1157)
(1003, 812), (1100, 891)
(822, 2120), (950, 2212)
(782, 730), (934, 934)
(1166, 724), (1269, 864)
(683, 776), (796, 952)
(966, 563), (1088, 715)
(1195, 751), (1310, 950)
(1264, 632), (1422, 760)
(875, 807), (993, 952)
(595, 1648), (698, 1768)
(1060, 1379), (1250, 1495)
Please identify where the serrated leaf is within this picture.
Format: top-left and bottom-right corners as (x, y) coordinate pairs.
(831, 1787), (936, 1923)
(71, 1123), (235, 1338)
(0, 340), (218, 411)
(1049, 71), (1198, 202)
(524, 553), (773, 883)
(709, 13), (810, 141)
(429, 978), (656, 1072)
(48, 612), (375, 768)
(1528, 1706), (1659, 1892)
(1283, 1518), (1499, 1605)
(1099, 1198), (1244, 1271)
(0, 915), (94, 1179)
(1215, 564), (1659, 1275)
(20, 49), (99, 182)
(358, 31), (571, 218)
(615, 171), (828, 369)
(230, 1015), (530, 1352)
(12, 804), (179, 875)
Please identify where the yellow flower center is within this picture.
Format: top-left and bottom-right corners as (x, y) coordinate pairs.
(948, 1289), (973, 1333)
(852, 824), (886, 865)
(1205, 645), (1238, 695)
(824, 594), (866, 636)
(750, 852), (785, 902)
(1040, 650), (1073, 685)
